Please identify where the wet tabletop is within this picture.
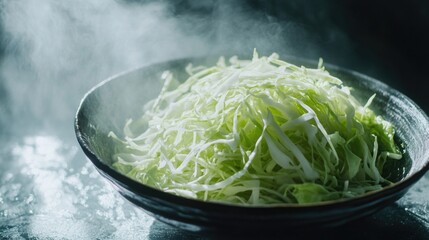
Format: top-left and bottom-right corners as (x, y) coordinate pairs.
(1, 66), (429, 239)
(0, 126), (428, 239)
(1, 65), (429, 240)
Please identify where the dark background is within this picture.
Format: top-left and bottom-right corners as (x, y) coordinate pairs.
(1, 0), (429, 114)
(170, 0), (429, 112)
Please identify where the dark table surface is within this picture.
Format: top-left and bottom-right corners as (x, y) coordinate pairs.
(1, 0), (429, 239)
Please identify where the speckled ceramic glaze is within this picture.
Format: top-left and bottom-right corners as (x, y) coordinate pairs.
(75, 57), (429, 234)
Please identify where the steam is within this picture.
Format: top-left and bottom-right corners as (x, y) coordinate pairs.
(0, 0), (315, 137)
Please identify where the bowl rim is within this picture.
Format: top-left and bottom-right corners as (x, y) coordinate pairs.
(74, 56), (429, 211)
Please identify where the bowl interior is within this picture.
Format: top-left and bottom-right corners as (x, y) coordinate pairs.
(76, 56), (429, 206)
(77, 58), (429, 184)
(75, 56), (429, 232)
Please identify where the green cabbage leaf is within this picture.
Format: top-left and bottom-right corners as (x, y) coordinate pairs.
(109, 51), (402, 205)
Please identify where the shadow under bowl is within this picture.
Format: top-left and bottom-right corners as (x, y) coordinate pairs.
(74, 56), (429, 234)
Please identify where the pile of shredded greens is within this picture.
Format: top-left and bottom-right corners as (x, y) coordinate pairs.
(109, 51), (402, 205)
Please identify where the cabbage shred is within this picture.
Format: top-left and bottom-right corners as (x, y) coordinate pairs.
(109, 51), (402, 205)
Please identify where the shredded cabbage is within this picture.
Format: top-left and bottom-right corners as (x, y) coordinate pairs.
(109, 50), (402, 205)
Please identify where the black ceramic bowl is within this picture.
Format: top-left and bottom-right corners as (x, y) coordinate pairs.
(75, 56), (429, 234)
